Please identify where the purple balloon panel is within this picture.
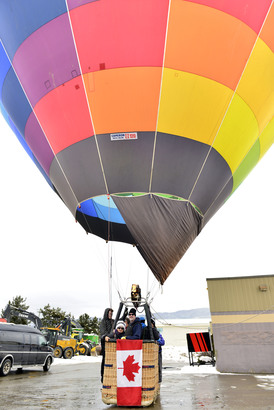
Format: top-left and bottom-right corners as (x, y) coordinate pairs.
(25, 112), (55, 175)
(13, 12), (80, 107)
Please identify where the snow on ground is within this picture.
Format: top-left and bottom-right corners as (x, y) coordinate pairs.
(254, 375), (274, 391)
(162, 345), (189, 363)
(52, 345), (217, 375)
(52, 345), (192, 367)
(52, 354), (101, 366)
(162, 345), (218, 374)
(51, 346), (274, 383)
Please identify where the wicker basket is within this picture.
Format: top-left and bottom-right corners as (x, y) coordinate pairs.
(102, 341), (160, 406)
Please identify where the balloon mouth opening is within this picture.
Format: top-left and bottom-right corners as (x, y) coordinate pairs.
(77, 192), (203, 218)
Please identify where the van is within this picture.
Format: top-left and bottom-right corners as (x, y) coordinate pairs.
(0, 322), (54, 376)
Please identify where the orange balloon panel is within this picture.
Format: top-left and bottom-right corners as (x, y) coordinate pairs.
(83, 68), (162, 134)
(165, 0), (257, 90)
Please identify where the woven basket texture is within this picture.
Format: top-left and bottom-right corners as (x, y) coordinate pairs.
(102, 341), (160, 406)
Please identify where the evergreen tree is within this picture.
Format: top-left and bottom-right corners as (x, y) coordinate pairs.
(78, 313), (101, 335)
(1, 296), (29, 325)
(90, 316), (101, 335)
(39, 304), (67, 327)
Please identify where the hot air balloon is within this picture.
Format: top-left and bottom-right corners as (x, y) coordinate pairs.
(0, 0), (273, 288)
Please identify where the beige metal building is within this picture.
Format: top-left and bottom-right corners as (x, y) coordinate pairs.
(207, 274), (274, 373)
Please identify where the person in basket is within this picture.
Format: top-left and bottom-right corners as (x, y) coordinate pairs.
(123, 308), (142, 340)
(105, 321), (126, 341)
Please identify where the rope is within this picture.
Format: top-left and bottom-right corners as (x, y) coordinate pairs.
(107, 195), (112, 308)
(150, 302), (274, 333)
(148, 0), (172, 193)
(187, 1), (273, 203)
(65, 0), (109, 196)
(204, 120), (273, 220)
(0, 39), (80, 212)
(149, 305), (201, 329)
(211, 304), (274, 330)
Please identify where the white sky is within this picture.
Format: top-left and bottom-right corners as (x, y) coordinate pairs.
(0, 114), (273, 319)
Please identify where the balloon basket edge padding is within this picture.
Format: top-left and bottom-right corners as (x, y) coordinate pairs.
(101, 341), (160, 406)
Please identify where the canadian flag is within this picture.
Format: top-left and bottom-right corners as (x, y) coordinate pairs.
(116, 339), (143, 406)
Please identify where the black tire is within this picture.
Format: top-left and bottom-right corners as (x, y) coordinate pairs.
(0, 358), (12, 377)
(53, 346), (63, 358)
(63, 347), (74, 359)
(78, 343), (88, 356)
(43, 356), (52, 372)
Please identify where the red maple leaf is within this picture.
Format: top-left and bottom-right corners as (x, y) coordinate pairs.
(123, 354), (141, 382)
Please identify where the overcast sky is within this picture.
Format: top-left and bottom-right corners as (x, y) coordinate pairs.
(0, 114), (273, 319)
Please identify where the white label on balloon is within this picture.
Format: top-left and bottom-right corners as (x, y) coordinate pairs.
(110, 132), (138, 141)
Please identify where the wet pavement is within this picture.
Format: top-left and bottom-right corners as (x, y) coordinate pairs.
(0, 361), (274, 409)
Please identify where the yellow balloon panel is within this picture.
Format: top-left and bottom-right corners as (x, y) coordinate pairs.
(157, 69), (233, 145)
(213, 93), (259, 174)
(237, 38), (274, 134)
(259, 118), (274, 159)
(231, 140), (260, 193)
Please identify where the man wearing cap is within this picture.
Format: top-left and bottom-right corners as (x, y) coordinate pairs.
(124, 308), (142, 340)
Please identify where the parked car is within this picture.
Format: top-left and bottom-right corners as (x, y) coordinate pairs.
(0, 322), (54, 376)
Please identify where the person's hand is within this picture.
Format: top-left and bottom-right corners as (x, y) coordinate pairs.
(105, 336), (110, 341)
(121, 337), (126, 340)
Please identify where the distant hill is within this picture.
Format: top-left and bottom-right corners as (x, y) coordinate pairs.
(154, 308), (210, 320)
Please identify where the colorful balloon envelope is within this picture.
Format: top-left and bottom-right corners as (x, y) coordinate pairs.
(0, 0), (273, 284)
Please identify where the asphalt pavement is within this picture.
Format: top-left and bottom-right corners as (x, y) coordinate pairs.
(0, 360), (274, 409)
